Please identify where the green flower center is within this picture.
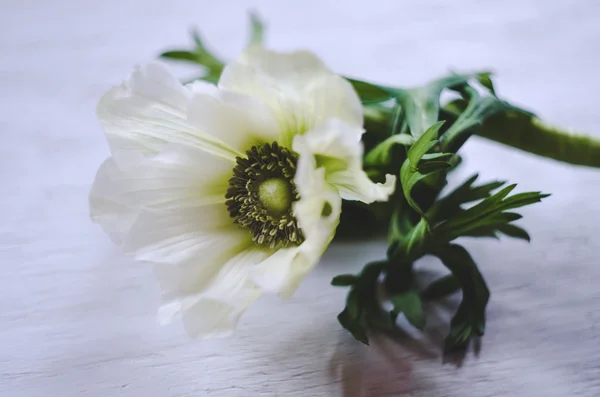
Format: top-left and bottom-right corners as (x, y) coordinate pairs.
(225, 142), (304, 249)
(258, 178), (293, 216)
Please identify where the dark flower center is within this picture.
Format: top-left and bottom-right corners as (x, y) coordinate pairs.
(225, 142), (304, 249)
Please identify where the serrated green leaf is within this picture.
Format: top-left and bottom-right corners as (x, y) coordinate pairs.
(471, 181), (507, 197)
(500, 191), (551, 210)
(337, 308), (369, 345)
(346, 78), (395, 104)
(443, 98), (468, 116)
(421, 152), (455, 161)
(452, 211), (523, 239)
(489, 184), (518, 202)
(476, 72), (496, 95)
(440, 84), (532, 153)
(418, 160), (452, 174)
(421, 274), (461, 301)
(496, 224), (531, 241)
(390, 291), (426, 330)
(400, 166), (448, 216)
(432, 244), (490, 350)
(407, 121), (444, 164)
(360, 260), (387, 280)
(447, 307), (471, 342)
(337, 261), (387, 345)
(460, 226), (500, 239)
(364, 133), (413, 167)
(345, 289), (361, 320)
(435, 184), (521, 233)
(400, 163), (430, 214)
(159, 27), (225, 83)
(398, 122), (451, 215)
(331, 274), (359, 287)
(427, 174), (507, 222)
(395, 88), (435, 138)
(389, 217), (430, 262)
(394, 73), (482, 139)
(159, 50), (199, 62)
(463, 211), (522, 230)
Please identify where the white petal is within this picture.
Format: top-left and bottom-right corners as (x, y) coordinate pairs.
(185, 79), (219, 96)
(187, 89), (280, 153)
(181, 296), (259, 339)
(293, 119), (396, 204)
(97, 62), (238, 166)
(89, 158), (139, 244)
(156, 247), (269, 339)
(123, 204), (248, 265)
(117, 143), (234, 210)
(251, 149), (342, 298)
(219, 47), (363, 147)
(89, 143), (235, 246)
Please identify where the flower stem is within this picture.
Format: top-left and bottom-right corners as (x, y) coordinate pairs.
(363, 106), (600, 169)
(475, 112), (600, 168)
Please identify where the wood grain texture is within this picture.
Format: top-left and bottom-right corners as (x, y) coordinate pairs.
(2, 1), (600, 396)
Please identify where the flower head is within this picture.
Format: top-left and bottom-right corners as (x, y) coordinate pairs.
(90, 47), (396, 338)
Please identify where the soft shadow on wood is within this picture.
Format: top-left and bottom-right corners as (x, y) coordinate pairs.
(328, 275), (486, 396)
(328, 331), (424, 397)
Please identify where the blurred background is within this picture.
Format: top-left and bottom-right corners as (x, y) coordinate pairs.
(2, 1), (599, 396)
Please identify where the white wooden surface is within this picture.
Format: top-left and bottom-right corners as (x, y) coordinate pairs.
(2, 1), (600, 396)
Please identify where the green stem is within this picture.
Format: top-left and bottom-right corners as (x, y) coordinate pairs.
(476, 112), (600, 168)
(364, 106), (600, 169)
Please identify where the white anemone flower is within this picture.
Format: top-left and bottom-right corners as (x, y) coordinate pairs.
(90, 47), (396, 338)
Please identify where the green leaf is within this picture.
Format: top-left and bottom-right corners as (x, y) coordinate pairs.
(159, 50), (199, 62)
(387, 207), (413, 246)
(346, 78), (396, 104)
(418, 160), (452, 174)
(432, 244), (490, 350)
(496, 224), (531, 241)
(362, 260), (388, 277)
(395, 88), (434, 138)
(427, 174), (506, 222)
(440, 78), (600, 169)
(390, 291), (426, 330)
(159, 27), (225, 84)
(434, 182), (548, 241)
(331, 274), (359, 287)
(440, 86), (527, 152)
(421, 274), (461, 301)
(500, 191), (552, 210)
(337, 308), (369, 345)
(345, 289), (361, 320)
(388, 217), (430, 262)
(248, 11), (265, 46)
(364, 133), (413, 168)
(421, 153), (454, 161)
(407, 121), (444, 164)
(336, 261), (387, 345)
(394, 74), (479, 139)
(476, 72), (496, 95)
(400, 162), (431, 214)
(398, 122), (451, 215)
(457, 212), (522, 234)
